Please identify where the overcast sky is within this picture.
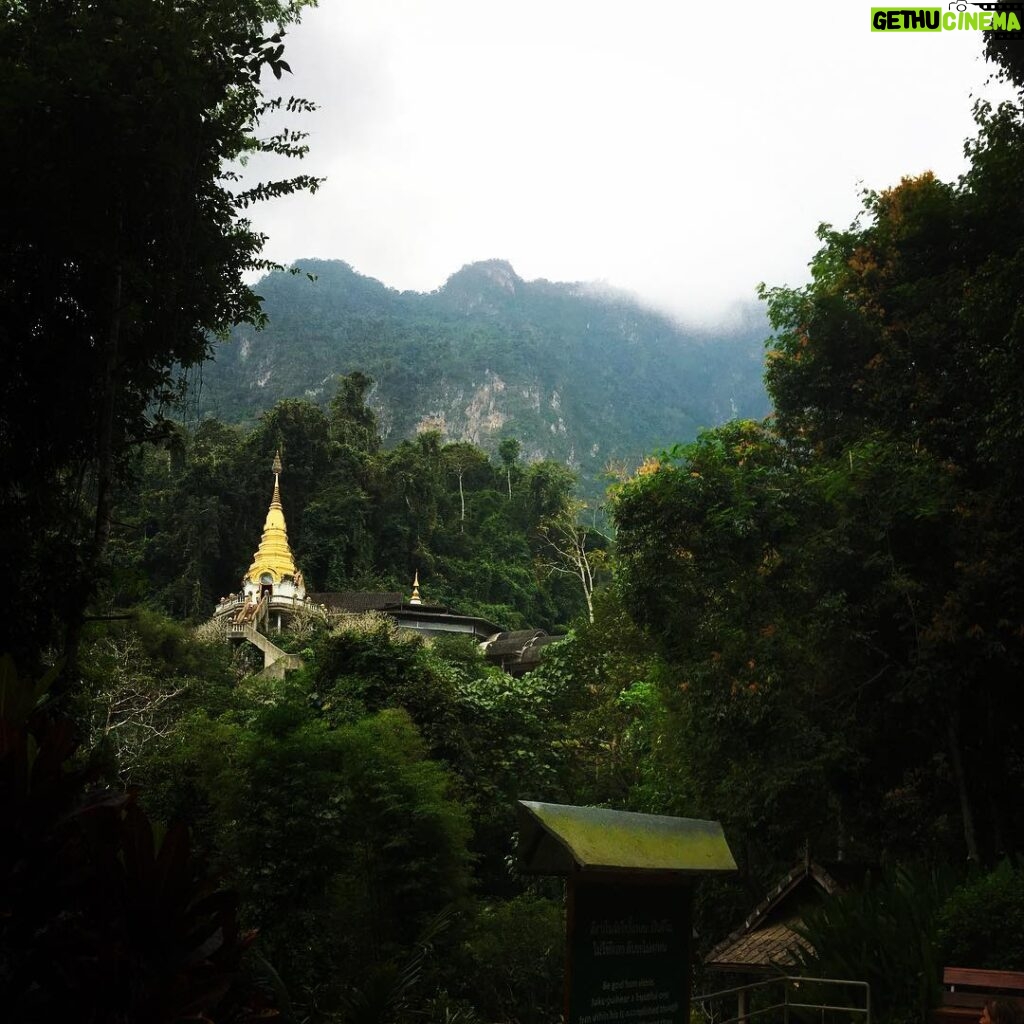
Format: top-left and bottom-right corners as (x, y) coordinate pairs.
(244, 0), (1015, 325)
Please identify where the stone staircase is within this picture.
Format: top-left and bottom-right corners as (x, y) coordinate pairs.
(239, 623), (303, 679)
(230, 617), (303, 680)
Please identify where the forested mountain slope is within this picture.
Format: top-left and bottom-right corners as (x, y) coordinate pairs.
(193, 259), (770, 487)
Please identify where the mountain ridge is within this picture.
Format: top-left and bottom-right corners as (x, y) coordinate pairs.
(192, 258), (771, 492)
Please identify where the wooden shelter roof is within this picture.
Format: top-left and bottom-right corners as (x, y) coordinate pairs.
(704, 861), (867, 973)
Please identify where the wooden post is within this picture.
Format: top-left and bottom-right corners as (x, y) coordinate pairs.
(565, 874), (576, 1024)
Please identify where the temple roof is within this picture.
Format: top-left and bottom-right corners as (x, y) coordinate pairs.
(245, 452), (299, 585)
(308, 591), (404, 613)
(481, 629), (550, 657)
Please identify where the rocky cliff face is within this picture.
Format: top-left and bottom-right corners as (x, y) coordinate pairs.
(195, 259), (771, 489)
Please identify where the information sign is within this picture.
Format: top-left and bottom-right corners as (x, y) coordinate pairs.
(567, 879), (692, 1024)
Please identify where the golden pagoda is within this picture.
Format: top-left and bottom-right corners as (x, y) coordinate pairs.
(245, 451), (299, 590)
(212, 452), (307, 646)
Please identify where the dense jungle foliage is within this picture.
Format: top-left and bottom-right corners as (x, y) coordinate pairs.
(104, 370), (598, 630)
(614, 115), (1024, 872)
(4, 4), (1024, 1023)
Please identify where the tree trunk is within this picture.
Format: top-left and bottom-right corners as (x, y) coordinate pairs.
(834, 798), (847, 862)
(583, 583), (594, 624)
(986, 691), (1005, 856)
(61, 260), (123, 692)
(947, 711), (979, 862)
(93, 262), (123, 558)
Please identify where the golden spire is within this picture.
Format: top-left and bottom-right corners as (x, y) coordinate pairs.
(409, 571), (422, 605)
(271, 449), (283, 506)
(245, 451), (298, 584)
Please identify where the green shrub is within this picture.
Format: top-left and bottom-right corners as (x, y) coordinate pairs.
(937, 859), (1024, 971)
(138, 680), (473, 1016)
(455, 895), (564, 1024)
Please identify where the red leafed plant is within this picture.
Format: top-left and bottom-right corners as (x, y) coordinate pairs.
(0, 655), (273, 1023)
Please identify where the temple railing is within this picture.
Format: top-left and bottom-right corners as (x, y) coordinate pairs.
(229, 593), (268, 635)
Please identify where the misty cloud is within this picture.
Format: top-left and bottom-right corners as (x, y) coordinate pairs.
(244, 0), (1015, 323)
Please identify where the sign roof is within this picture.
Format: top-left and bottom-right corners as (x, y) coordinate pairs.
(517, 800), (737, 876)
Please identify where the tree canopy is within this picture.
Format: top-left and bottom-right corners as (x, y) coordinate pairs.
(614, 71), (1024, 871)
(0, 0), (320, 668)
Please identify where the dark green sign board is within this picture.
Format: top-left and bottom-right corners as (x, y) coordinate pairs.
(567, 878), (692, 1024)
